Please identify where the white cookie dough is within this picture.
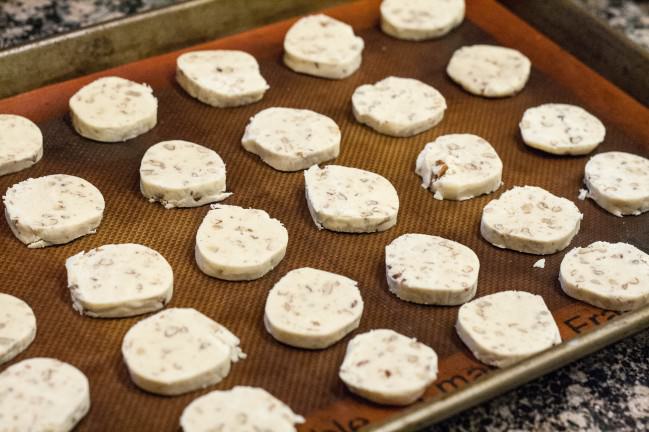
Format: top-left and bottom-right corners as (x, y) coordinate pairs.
(481, 186), (582, 255)
(519, 104), (605, 155)
(447, 44), (531, 97)
(380, 0), (465, 41)
(304, 165), (399, 233)
(352, 76), (447, 137)
(176, 50), (269, 107)
(66, 243), (173, 318)
(415, 134), (503, 200)
(560, 241), (649, 311)
(122, 308), (245, 396)
(69, 76), (157, 142)
(283, 14), (364, 79)
(242, 107), (341, 171)
(180, 386), (305, 432)
(0, 357), (90, 431)
(0, 114), (43, 176)
(195, 204), (288, 281)
(339, 329), (438, 405)
(0, 293), (36, 365)
(3, 174), (105, 248)
(264, 268), (364, 349)
(456, 291), (561, 368)
(140, 140), (231, 209)
(584, 151), (649, 217)
(385, 234), (479, 305)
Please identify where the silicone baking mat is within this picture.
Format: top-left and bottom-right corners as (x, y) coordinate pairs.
(1, 0), (648, 430)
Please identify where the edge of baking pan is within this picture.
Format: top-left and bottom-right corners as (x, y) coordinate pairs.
(498, 0), (649, 107)
(0, 0), (349, 99)
(368, 306), (649, 431)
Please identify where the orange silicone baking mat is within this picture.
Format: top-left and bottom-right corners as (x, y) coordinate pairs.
(1, 0), (648, 430)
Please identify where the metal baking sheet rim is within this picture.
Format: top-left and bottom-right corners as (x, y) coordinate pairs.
(0, 0), (348, 98)
(1, 1), (648, 430)
(371, 306), (649, 431)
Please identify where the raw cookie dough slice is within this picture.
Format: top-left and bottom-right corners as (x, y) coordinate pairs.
(122, 308), (245, 396)
(446, 44), (531, 97)
(352, 76), (447, 137)
(456, 291), (561, 368)
(519, 104), (605, 155)
(3, 174), (105, 248)
(481, 186), (582, 255)
(0, 293), (36, 365)
(415, 134), (502, 200)
(176, 50), (269, 107)
(264, 267), (364, 349)
(283, 14), (364, 79)
(195, 205), (288, 281)
(241, 107), (341, 171)
(140, 140), (231, 209)
(304, 165), (399, 233)
(66, 243), (174, 318)
(560, 241), (649, 311)
(380, 0), (465, 41)
(0, 358), (90, 431)
(0, 114), (43, 176)
(339, 329), (438, 405)
(385, 234), (479, 305)
(69, 76), (157, 142)
(180, 386), (305, 432)
(584, 151), (649, 217)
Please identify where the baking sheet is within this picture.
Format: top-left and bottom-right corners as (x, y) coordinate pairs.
(0, 0), (648, 430)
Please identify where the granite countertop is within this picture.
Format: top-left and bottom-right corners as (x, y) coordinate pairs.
(0, 0), (178, 49)
(1, 1), (648, 431)
(1, 0), (648, 51)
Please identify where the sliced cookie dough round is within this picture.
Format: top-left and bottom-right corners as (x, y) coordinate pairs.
(456, 291), (561, 368)
(560, 241), (649, 311)
(415, 134), (502, 200)
(0, 293), (36, 365)
(380, 0), (465, 41)
(0, 357), (90, 431)
(122, 307), (245, 396)
(176, 50), (269, 108)
(304, 165), (399, 233)
(241, 107), (341, 171)
(385, 234), (479, 305)
(69, 76), (157, 142)
(180, 386), (305, 432)
(481, 186), (582, 255)
(339, 329), (438, 405)
(352, 76), (447, 137)
(520, 104), (605, 155)
(140, 140), (231, 209)
(283, 14), (364, 79)
(195, 204), (288, 281)
(584, 151), (649, 217)
(3, 174), (105, 248)
(447, 44), (531, 97)
(0, 114), (43, 176)
(264, 267), (364, 349)
(66, 243), (173, 318)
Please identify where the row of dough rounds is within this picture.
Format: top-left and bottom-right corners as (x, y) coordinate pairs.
(3, 148), (647, 255)
(3, 232), (647, 428)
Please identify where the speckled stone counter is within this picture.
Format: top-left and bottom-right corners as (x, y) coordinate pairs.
(1, 1), (648, 431)
(0, 0), (178, 49)
(578, 0), (649, 51)
(432, 330), (649, 431)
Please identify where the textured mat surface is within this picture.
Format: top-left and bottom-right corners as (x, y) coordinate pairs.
(0, 0), (648, 430)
